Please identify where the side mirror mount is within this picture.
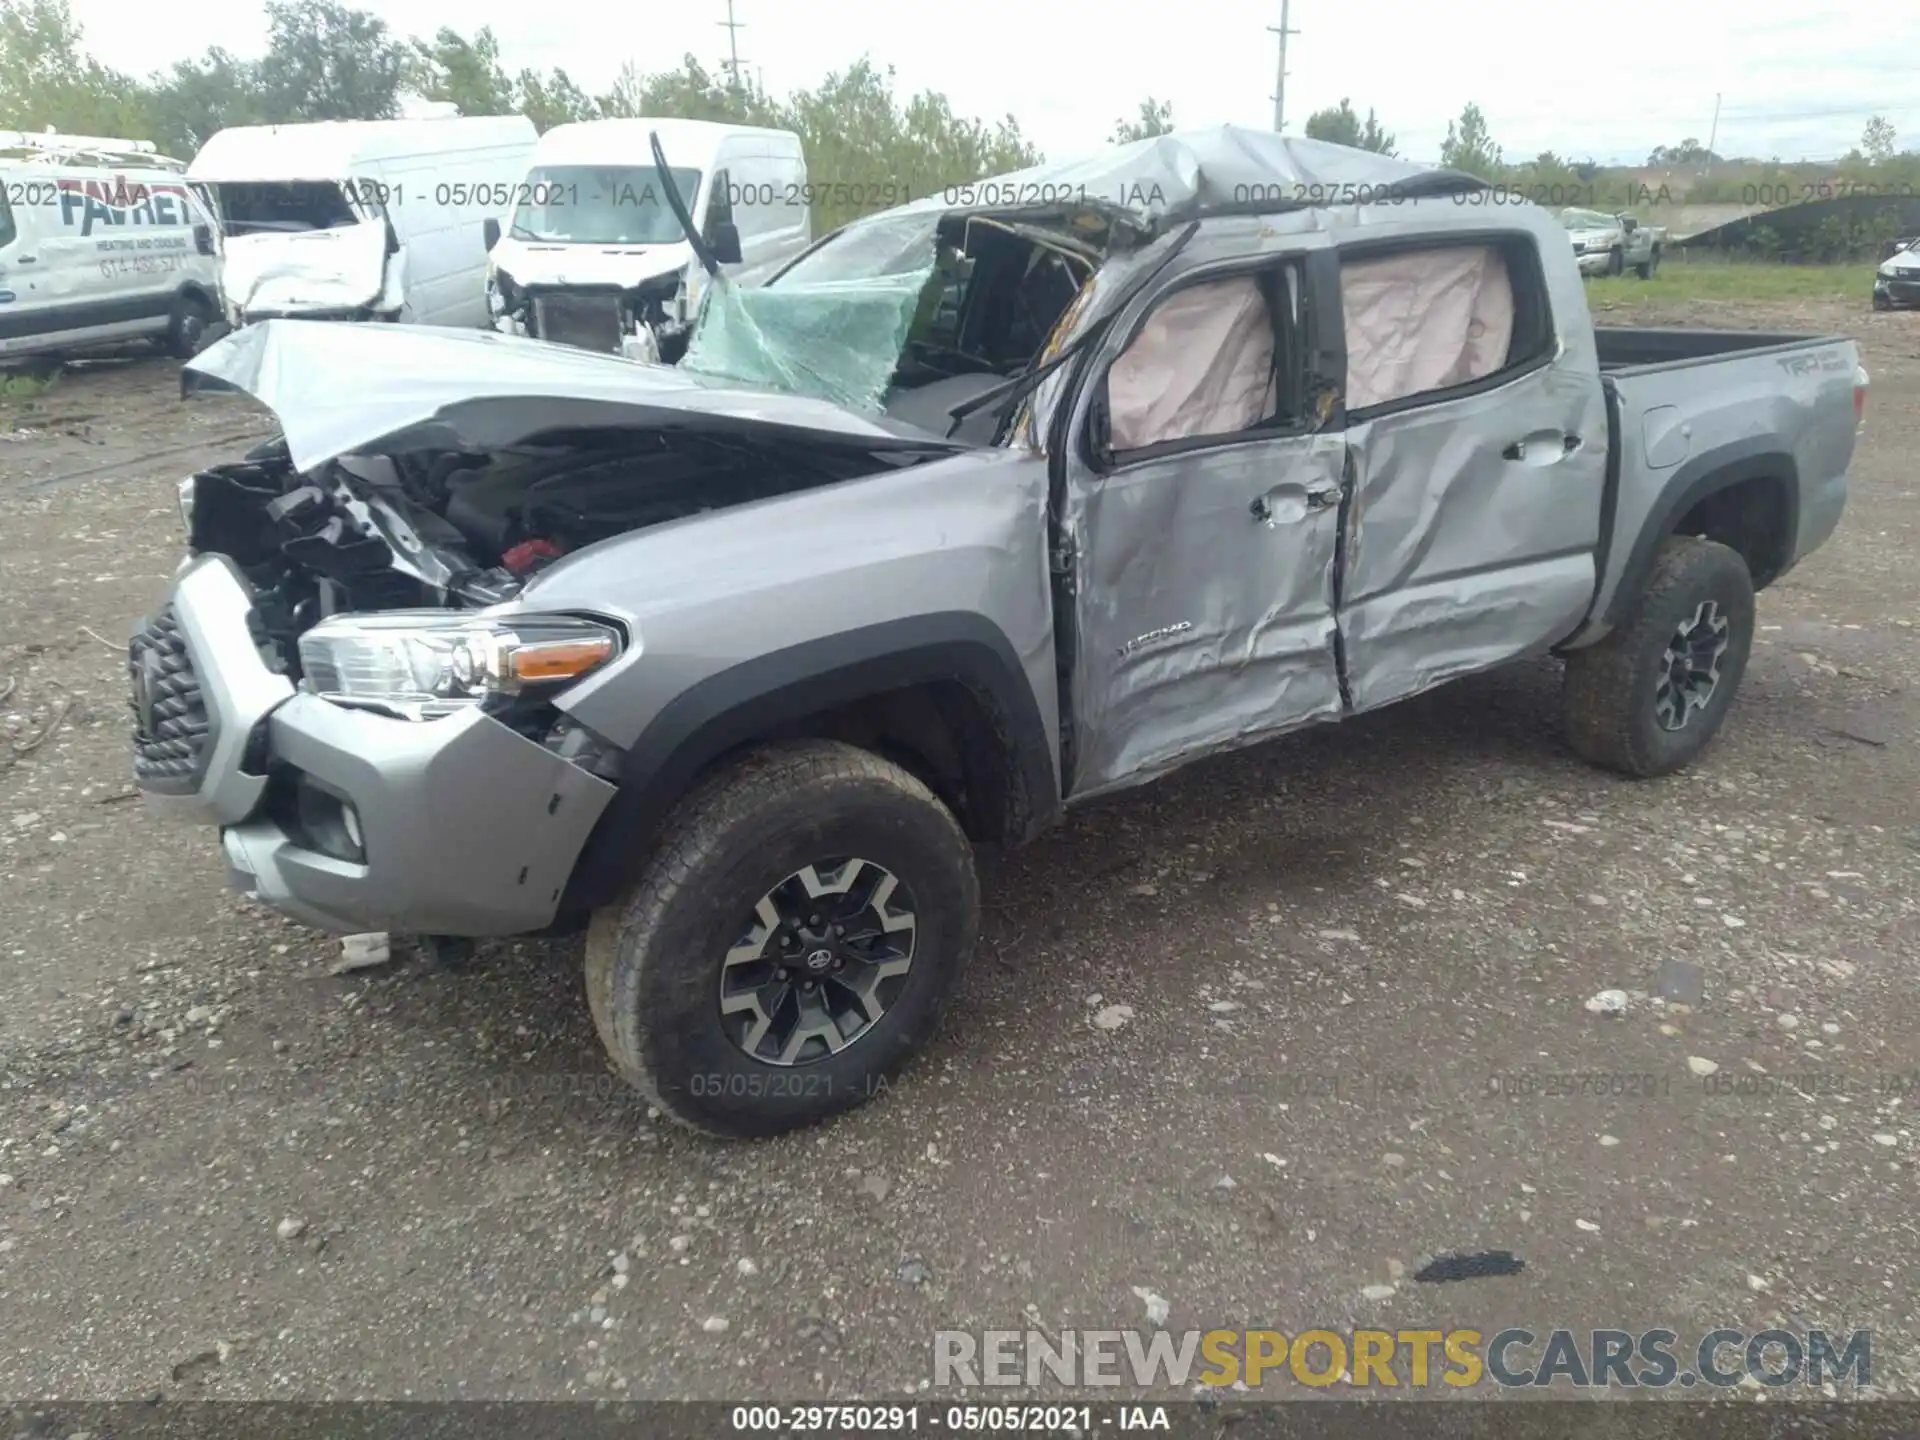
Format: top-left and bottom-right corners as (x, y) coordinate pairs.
(483, 217), (500, 251)
(192, 222), (215, 256)
(709, 220), (742, 266)
(1620, 216), (1637, 233)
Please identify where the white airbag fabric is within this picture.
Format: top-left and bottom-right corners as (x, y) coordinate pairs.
(1341, 246), (1514, 411)
(1107, 276), (1275, 450)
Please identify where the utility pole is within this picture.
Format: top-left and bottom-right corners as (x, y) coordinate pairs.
(1269, 0), (1298, 132)
(718, 0), (747, 93)
(1706, 92), (1721, 170)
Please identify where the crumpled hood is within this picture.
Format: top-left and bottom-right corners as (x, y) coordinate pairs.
(222, 229), (384, 314)
(491, 235), (691, 290)
(182, 318), (967, 472)
(1568, 228), (1618, 246)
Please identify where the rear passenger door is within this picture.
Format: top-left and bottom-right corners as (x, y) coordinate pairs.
(1335, 229), (1607, 712)
(1061, 244), (1349, 798)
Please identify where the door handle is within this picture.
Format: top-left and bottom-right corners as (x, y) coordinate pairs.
(16, 256), (35, 265)
(1250, 485), (1339, 524)
(1502, 433), (1582, 464)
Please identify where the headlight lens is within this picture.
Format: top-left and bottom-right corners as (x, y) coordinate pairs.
(297, 611), (622, 721)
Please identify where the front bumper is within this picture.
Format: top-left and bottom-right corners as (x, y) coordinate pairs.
(1873, 275), (1920, 306)
(134, 555), (618, 936)
(1575, 249), (1616, 276)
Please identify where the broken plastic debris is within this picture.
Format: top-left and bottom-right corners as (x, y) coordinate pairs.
(332, 932), (392, 974)
(1131, 1286), (1171, 1326)
(1091, 1004), (1134, 1032)
(1413, 1251), (1526, 1283)
(1584, 989), (1628, 1015)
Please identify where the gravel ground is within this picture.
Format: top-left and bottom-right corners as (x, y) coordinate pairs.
(0, 297), (1915, 1404)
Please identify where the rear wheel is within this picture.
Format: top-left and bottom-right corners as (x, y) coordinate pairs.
(1563, 536), (1756, 778)
(1634, 248), (1660, 279)
(165, 293), (214, 359)
(584, 740), (979, 1137)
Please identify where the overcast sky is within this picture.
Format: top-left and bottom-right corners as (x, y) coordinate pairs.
(68, 0), (1920, 167)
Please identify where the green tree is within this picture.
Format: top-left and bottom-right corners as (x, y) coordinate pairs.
(405, 25), (514, 117)
(781, 58), (1039, 232)
(0, 0), (150, 141)
(1302, 98), (1395, 155)
(1647, 138), (1718, 166)
(1439, 102), (1500, 178)
(1862, 115), (1896, 163)
(255, 0), (404, 122)
(596, 54), (783, 127)
(1111, 97), (1173, 144)
(512, 67), (596, 133)
(142, 48), (266, 156)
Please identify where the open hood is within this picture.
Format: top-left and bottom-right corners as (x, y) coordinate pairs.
(182, 319), (971, 472)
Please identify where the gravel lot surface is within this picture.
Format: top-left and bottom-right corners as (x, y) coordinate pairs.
(0, 294), (1914, 1403)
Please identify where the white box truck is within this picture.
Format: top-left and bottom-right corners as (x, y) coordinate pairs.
(0, 130), (223, 362)
(482, 118), (810, 360)
(187, 115), (537, 329)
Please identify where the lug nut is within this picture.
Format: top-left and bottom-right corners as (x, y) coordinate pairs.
(831, 958), (843, 970)
(802, 981), (816, 992)
(832, 923), (844, 936)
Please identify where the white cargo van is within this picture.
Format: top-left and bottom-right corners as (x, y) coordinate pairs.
(187, 115), (537, 329)
(0, 130), (223, 362)
(483, 118), (809, 360)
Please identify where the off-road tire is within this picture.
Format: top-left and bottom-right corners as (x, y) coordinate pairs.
(584, 739), (979, 1138)
(165, 293), (214, 359)
(1634, 248), (1660, 280)
(1563, 536), (1756, 778)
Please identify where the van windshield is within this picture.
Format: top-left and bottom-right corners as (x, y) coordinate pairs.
(206, 181), (361, 235)
(509, 166), (702, 245)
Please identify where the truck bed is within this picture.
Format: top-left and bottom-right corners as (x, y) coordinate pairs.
(1594, 326), (1843, 374)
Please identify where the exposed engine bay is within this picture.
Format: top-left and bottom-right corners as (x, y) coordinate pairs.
(186, 429), (932, 678)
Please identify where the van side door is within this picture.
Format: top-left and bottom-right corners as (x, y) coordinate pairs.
(1058, 234), (1349, 798)
(1333, 225), (1607, 712)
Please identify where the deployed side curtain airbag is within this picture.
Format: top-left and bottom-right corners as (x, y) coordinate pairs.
(1107, 275), (1275, 451)
(1340, 246), (1515, 411)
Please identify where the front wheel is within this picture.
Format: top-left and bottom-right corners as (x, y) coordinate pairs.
(584, 740), (979, 1137)
(1562, 536), (1756, 778)
(164, 293), (214, 359)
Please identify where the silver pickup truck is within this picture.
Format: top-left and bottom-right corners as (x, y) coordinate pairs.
(132, 130), (1865, 1138)
(1561, 207), (1668, 278)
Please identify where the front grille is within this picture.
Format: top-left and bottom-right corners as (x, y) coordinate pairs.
(532, 293), (624, 354)
(130, 607), (211, 789)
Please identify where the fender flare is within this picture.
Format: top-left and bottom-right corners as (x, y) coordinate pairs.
(1603, 440), (1799, 629)
(558, 612), (1059, 916)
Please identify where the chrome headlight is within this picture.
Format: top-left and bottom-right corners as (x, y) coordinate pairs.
(177, 475), (196, 535)
(297, 611), (622, 722)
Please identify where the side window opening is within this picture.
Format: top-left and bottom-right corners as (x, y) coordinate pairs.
(0, 190), (15, 251)
(1338, 237), (1551, 413)
(1103, 264), (1305, 457)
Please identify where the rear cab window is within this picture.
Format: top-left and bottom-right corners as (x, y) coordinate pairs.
(1336, 235), (1553, 415)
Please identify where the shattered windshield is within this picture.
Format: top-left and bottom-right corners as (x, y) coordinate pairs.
(768, 212), (942, 286)
(208, 181), (362, 235)
(680, 264), (936, 415)
(510, 165), (701, 245)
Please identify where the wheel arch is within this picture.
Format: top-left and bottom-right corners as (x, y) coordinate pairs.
(1603, 444), (1799, 630)
(558, 613), (1060, 918)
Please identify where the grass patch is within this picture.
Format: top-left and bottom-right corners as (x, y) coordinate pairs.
(0, 368), (60, 400)
(1586, 259), (1875, 306)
